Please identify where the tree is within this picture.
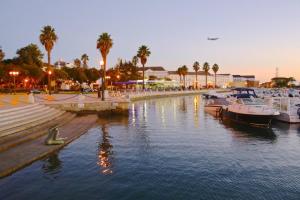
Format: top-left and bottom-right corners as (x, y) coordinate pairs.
(74, 58), (81, 68)
(193, 61), (200, 89)
(177, 67), (183, 86)
(39, 25), (58, 66)
(97, 33), (113, 100)
(212, 64), (219, 88)
(81, 53), (89, 68)
(16, 44), (44, 67)
(114, 60), (141, 82)
(137, 45), (151, 90)
(39, 25), (58, 93)
(132, 55), (138, 66)
(202, 62), (210, 88)
(0, 47), (5, 62)
(181, 65), (188, 89)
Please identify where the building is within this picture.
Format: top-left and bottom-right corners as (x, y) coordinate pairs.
(138, 66), (169, 79)
(229, 75), (258, 87)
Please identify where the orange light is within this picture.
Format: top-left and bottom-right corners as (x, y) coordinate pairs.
(105, 76), (111, 79)
(116, 75), (120, 79)
(9, 71), (19, 76)
(48, 71), (52, 75)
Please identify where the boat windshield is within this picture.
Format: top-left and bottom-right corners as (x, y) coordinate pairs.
(240, 98), (265, 105)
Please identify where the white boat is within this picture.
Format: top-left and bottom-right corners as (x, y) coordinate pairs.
(221, 88), (280, 128)
(265, 97), (300, 123)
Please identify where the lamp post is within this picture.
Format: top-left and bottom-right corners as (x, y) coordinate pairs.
(98, 61), (104, 99)
(48, 70), (52, 95)
(9, 71), (19, 94)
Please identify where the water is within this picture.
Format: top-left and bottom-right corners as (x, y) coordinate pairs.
(1, 95), (300, 200)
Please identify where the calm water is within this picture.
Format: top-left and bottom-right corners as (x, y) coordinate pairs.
(1, 95), (300, 200)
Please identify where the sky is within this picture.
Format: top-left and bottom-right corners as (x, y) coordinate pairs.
(0, 0), (300, 82)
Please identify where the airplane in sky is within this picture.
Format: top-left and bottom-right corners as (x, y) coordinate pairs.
(207, 37), (219, 41)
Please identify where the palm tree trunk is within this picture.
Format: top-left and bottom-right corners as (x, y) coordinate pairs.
(142, 64), (145, 90)
(184, 75), (186, 89)
(195, 72), (198, 89)
(47, 50), (51, 95)
(215, 73), (217, 88)
(102, 56), (107, 101)
(205, 74), (208, 89)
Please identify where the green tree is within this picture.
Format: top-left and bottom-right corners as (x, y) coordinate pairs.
(177, 67), (183, 86)
(132, 55), (138, 66)
(74, 58), (81, 68)
(16, 44), (44, 67)
(181, 65), (188, 89)
(97, 32), (113, 100)
(193, 61), (200, 89)
(81, 53), (89, 68)
(137, 45), (151, 90)
(212, 64), (219, 88)
(202, 62), (210, 88)
(0, 47), (5, 62)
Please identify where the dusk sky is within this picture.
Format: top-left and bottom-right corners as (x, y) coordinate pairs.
(1, 0), (299, 81)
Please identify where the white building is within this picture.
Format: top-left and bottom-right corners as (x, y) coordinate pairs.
(138, 66), (169, 79)
(232, 75), (255, 82)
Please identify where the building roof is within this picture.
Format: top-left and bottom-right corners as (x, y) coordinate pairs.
(168, 71), (210, 75)
(138, 66), (166, 71)
(232, 75), (255, 78)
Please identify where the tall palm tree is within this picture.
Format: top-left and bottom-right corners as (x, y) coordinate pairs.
(212, 64), (219, 88)
(181, 65), (188, 89)
(193, 61), (200, 89)
(81, 54), (89, 68)
(0, 46), (5, 62)
(39, 25), (58, 94)
(39, 25), (58, 66)
(97, 33), (113, 100)
(177, 67), (183, 86)
(137, 45), (151, 90)
(132, 55), (138, 66)
(202, 62), (210, 88)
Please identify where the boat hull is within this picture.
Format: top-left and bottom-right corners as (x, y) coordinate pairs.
(222, 110), (275, 128)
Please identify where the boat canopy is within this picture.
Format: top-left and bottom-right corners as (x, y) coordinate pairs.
(231, 88), (258, 98)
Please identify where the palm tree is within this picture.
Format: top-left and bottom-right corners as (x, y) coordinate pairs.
(81, 54), (89, 68)
(97, 33), (113, 100)
(39, 25), (58, 66)
(177, 67), (183, 86)
(212, 64), (219, 88)
(132, 55), (138, 66)
(39, 25), (58, 94)
(202, 62), (210, 88)
(181, 65), (188, 89)
(193, 61), (200, 89)
(0, 46), (5, 62)
(137, 45), (151, 90)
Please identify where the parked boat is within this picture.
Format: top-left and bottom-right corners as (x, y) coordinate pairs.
(221, 88), (279, 128)
(265, 97), (300, 123)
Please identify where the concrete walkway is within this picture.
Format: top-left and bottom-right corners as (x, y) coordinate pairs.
(0, 115), (98, 178)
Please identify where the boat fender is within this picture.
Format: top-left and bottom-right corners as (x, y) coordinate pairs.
(297, 108), (300, 119)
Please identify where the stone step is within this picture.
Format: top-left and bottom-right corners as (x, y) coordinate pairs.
(0, 104), (39, 115)
(0, 104), (45, 119)
(0, 107), (59, 129)
(0, 106), (52, 124)
(0, 109), (65, 137)
(0, 112), (76, 153)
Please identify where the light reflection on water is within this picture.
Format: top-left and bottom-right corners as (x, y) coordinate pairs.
(1, 95), (300, 200)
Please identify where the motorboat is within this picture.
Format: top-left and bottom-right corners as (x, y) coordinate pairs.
(265, 96), (300, 123)
(204, 98), (229, 116)
(221, 88), (279, 128)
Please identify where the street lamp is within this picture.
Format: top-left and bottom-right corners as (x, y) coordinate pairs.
(9, 71), (19, 94)
(48, 70), (52, 95)
(99, 60), (104, 100)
